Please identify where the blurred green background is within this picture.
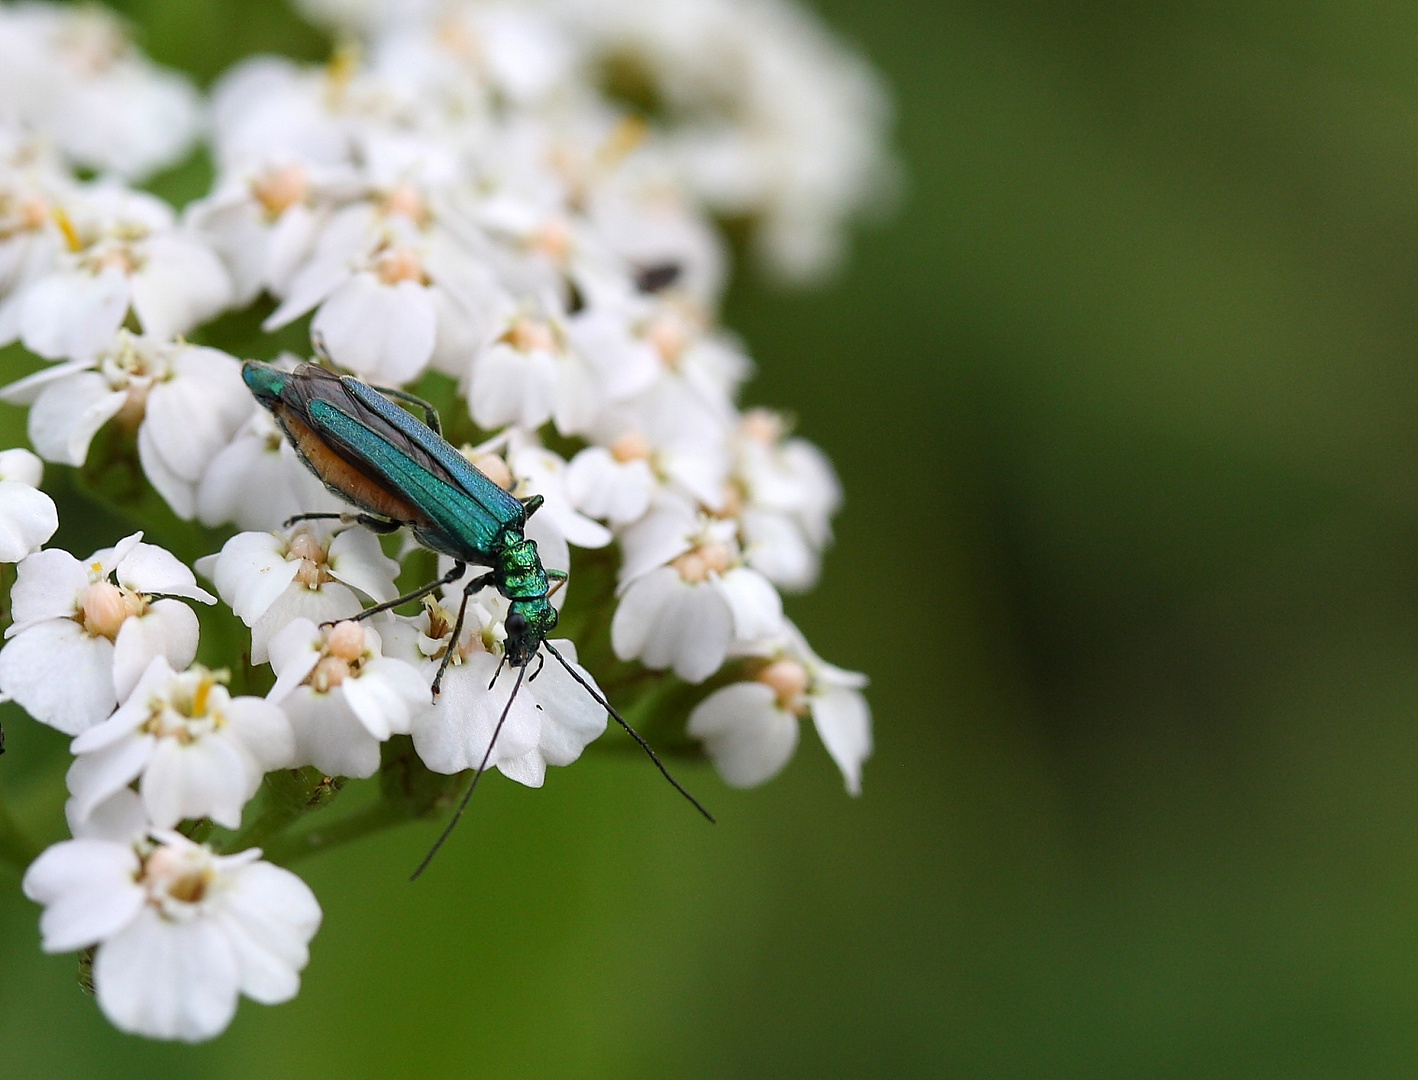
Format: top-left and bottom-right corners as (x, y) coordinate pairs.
(7, 0), (1418, 1076)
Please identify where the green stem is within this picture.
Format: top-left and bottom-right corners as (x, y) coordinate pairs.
(261, 797), (414, 866)
(224, 769), (345, 854)
(0, 788), (39, 872)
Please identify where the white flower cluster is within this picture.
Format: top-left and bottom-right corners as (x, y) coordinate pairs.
(292, 0), (896, 282)
(0, 0), (885, 1044)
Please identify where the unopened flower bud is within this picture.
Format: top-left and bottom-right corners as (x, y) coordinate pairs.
(81, 581), (134, 640)
(470, 452), (514, 491)
(310, 655), (351, 692)
(253, 164), (309, 216)
(375, 246), (424, 285)
(758, 658), (810, 711)
(610, 430), (651, 463)
(325, 620), (366, 661)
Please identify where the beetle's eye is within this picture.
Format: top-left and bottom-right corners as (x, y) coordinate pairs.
(506, 612), (526, 635)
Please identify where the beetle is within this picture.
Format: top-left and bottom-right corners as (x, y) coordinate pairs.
(241, 359), (712, 874)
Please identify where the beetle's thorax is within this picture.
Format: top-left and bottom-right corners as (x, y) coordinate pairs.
(495, 534), (550, 600)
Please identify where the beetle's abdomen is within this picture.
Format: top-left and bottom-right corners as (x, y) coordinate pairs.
(275, 403), (425, 525)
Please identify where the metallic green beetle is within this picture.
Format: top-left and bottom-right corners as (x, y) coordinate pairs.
(242, 359), (711, 873)
(242, 359), (563, 680)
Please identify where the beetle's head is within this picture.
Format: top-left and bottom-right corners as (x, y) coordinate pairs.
(504, 598), (557, 667)
(241, 360), (289, 409)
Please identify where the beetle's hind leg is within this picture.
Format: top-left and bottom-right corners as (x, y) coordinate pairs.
(283, 511), (407, 535)
(369, 385), (443, 435)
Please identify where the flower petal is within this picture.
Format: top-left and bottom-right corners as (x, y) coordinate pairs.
(312, 272), (436, 384)
(410, 653), (540, 774)
(0, 481), (58, 561)
(27, 373), (126, 466)
(811, 686), (872, 797)
(688, 682), (799, 788)
(325, 527), (399, 604)
(209, 531), (299, 624)
(111, 600), (200, 703)
(612, 569), (731, 682)
(137, 421), (196, 519)
(216, 859), (320, 1004)
(141, 733), (257, 830)
(117, 546), (215, 604)
(23, 838), (145, 953)
(0, 620), (115, 734)
(6, 547), (86, 628)
(20, 266), (130, 361)
(95, 906), (241, 1042)
(283, 688), (382, 778)
(129, 234), (232, 339)
(66, 734), (156, 823)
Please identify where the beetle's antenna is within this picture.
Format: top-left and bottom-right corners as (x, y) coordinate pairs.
(410, 663), (528, 881)
(541, 641), (715, 824)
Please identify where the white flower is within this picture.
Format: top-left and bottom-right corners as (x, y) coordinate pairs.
(688, 622), (870, 793)
(732, 409), (841, 591)
(462, 431), (611, 551)
(0, 533), (216, 735)
(572, 289), (747, 417)
(22, 820), (320, 1042)
(565, 437), (657, 527)
(612, 503), (782, 682)
(0, 154), (72, 340)
(385, 586), (607, 785)
(185, 161), (359, 306)
(67, 659), (294, 830)
(267, 617), (429, 778)
(196, 405), (346, 532)
(1, 332), (251, 518)
(592, 376), (737, 510)
(264, 197), (505, 386)
(0, 5), (202, 180)
(9, 184), (231, 362)
(0, 447), (58, 561)
(197, 523), (400, 665)
(564, 0), (896, 282)
(457, 292), (617, 436)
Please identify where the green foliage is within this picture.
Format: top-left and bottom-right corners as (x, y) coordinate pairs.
(9, 0), (1418, 1076)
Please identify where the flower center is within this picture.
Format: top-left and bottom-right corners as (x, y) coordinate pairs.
(307, 621), (371, 691)
(252, 164), (309, 217)
(141, 843), (215, 916)
(757, 659), (810, 714)
(505, 317), (557, 354)
(644, 313), (687, 366)
(58, 15), (127, 76)
(80, 580), (144, 640)
(530, 218), (572, 264)
(610, 430), (651, 463)
(15, 196), (49, 232)
(325, 620), (367, 661)
(374, 245), (426, 286)
(672, 541), (733, 584)
(82, 239), (142, 275)
(740, 409), (784, 445)
(288, 532), (334, 588)
(310, 656), (352, 691)
(383, 182), (429, 226)
(141, 669), (231, 743)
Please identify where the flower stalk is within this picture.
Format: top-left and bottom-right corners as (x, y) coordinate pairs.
(0, 786), (40, 872)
